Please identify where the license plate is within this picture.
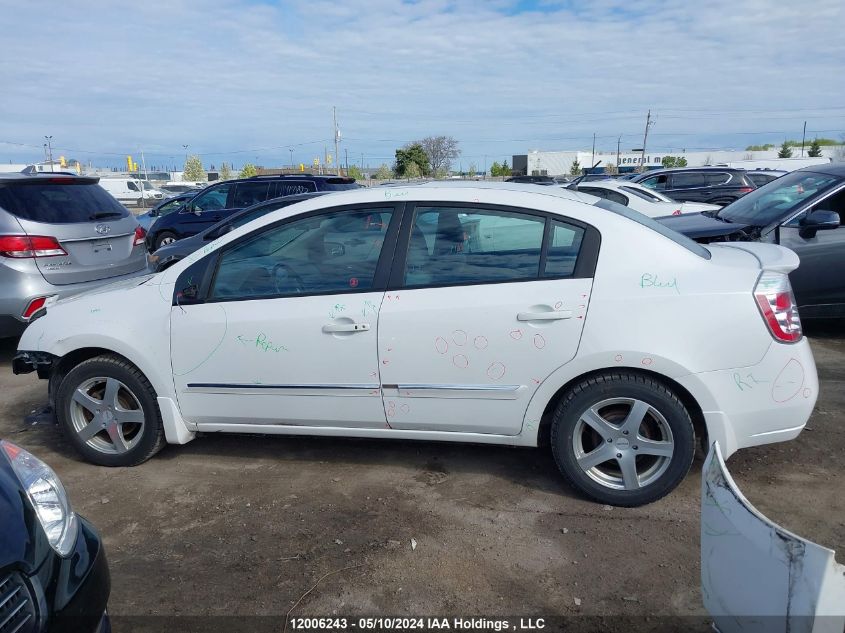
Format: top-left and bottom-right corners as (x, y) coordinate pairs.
(92, 241), (113, 253)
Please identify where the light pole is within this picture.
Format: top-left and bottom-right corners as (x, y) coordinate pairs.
(289, 148), (294, 170)
(44, 136), (54, 172)
(182, 145), (189, 165)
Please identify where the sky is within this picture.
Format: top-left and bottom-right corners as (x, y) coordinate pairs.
(1, 0), (844, 171)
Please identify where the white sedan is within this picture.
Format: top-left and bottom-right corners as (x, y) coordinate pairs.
(14, 183), (817, 506)
(566, 180), (721, 217)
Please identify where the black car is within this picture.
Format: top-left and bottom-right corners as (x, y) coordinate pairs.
(658, 163), (845, 318)
(631, 167), (756, 205)
(146, 174), (358, 250)
(148, 191), (329, 270)
(135, 191), (196, 233)
(0, 440), (110, 632)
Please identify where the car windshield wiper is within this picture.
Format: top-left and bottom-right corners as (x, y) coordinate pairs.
(89, 212), (123, 220)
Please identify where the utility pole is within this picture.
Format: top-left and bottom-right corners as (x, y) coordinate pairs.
(44, 136), (53, 171)
(333, 106), (340, 176)
(616, 136), (621, 168)
(139, 149), (149, 209)
(801, 121), (807, 157)
(591, 133), (596, 166)
(182, 144), (188, 166)
(639, 110), (654, 173)
(345, 148), (349, 176)
(289, 148), (293, 170)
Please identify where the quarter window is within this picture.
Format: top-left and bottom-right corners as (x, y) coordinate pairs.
(704, 172), (731, 186)
(210, 207), (393, 300)
(544, 221), (585, 278)
(403, 206), (545, 287)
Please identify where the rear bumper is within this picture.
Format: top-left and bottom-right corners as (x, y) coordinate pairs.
(0, 266), (147, 339)
(677, 337), (818, 458)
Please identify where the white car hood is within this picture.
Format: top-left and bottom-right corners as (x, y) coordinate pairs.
(680, 202), (721, 213)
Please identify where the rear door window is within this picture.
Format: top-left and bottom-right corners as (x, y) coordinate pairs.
(670, 173), (707, 189)
(232, 181), (270, 208)
(0, 182), (129, 223)
(704, 172), (731, 186)
(402, 206), (545, 287)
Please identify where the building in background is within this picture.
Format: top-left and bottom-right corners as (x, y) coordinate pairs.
(513, 147), (840, 176)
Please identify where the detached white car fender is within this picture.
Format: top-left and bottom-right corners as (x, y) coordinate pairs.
(702, 443), (845, 632)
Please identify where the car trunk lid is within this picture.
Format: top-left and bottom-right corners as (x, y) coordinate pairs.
(713, 242), (800, 274)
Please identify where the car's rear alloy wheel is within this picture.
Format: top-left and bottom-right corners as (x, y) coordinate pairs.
(155, 232), (177, 249)
(551, 372), (695, 506)
(57, 354), (165, 466)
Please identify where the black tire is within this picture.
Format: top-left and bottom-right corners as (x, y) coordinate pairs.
(550, 372), (695, 507)
(154, 231), (178, 251)
(56, 354), (165, 467)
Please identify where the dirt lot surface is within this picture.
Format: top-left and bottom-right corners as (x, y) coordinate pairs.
(1, 324), (843, 631)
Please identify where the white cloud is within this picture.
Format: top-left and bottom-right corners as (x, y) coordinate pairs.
(1, 0), (843, 167)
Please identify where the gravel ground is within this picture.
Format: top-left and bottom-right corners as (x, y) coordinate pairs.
(0, 322), (842, 631)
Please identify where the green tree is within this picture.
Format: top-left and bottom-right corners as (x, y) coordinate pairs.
(569, 159), (582, 176)
(394, 143), (430, 177)
(808, 139), (823, 157)
(374, 164), (393, 180)
(468, 163), (477, 178)
(219, 162), (232, 181)
(661, 156), (688, 168)
(238, 163), (258, 178)
(183, 155), (206, 182)
(404, 161), (421, 179)
(490, 161), (502, 177)
(501, 160), (511, 176)
(778, 141), (793, 158)
(347, 165), (364, 181)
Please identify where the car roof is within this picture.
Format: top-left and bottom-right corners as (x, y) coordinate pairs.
(636, 166), (747, 177)
(0, 170), (98, 184)
(797, 162), (845, 177)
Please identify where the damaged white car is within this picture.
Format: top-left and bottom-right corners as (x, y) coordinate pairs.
(14, 183), (818, 506)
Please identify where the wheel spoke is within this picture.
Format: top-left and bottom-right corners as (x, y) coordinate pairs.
(106, 423), (129, 453)
(577, 444), (616, 471)
(72, 388), (101, 415)
(114, 408), (143, 425)
(621, 400), (650, 436)
(77, 416), (103, 442)
(637, 437), (674, 458)
(617, 453), (640, 490)
(580, 407), (617, 440)
(103, 378), (120, 409)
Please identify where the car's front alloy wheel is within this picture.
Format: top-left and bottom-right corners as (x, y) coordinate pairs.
(57, 354), (165, 466)
(551, 372), (695, 506)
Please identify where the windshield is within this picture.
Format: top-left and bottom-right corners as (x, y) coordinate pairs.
(717, 170), (843, 225)
(141, 181), (159, 190)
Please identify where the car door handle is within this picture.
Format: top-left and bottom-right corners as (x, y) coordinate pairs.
(516, 310), (573, 321)
(322, 322), (371, 333)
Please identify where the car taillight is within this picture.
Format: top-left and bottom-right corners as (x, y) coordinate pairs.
(134, 226), (146, 247)
(22, 296), (48, 319)
(0, 235), (67, 258)
(738, 186), (754, 193)
(754, 272), (802, 343)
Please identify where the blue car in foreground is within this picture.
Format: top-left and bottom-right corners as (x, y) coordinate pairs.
(0, 440), (110, 632)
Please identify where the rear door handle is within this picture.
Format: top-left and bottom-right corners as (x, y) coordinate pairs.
(322, 322), (371, 333)
(517, 310), (572, 321)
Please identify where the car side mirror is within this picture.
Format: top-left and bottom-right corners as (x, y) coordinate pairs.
(149, 209), (158, 217)
(798, 209), (840, 238)
(193, 206), (203, 216)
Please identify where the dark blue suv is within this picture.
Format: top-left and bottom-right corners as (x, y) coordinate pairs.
(146, 174), (358, 251)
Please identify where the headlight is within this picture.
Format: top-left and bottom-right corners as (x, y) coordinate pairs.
(1, 441), (78, 556)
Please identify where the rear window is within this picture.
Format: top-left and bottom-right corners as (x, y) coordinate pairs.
(592, 198), (711, 259)
(0, 182), (129, 223)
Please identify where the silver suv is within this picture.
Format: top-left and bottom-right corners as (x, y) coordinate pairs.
(0, 171), (148, 337)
